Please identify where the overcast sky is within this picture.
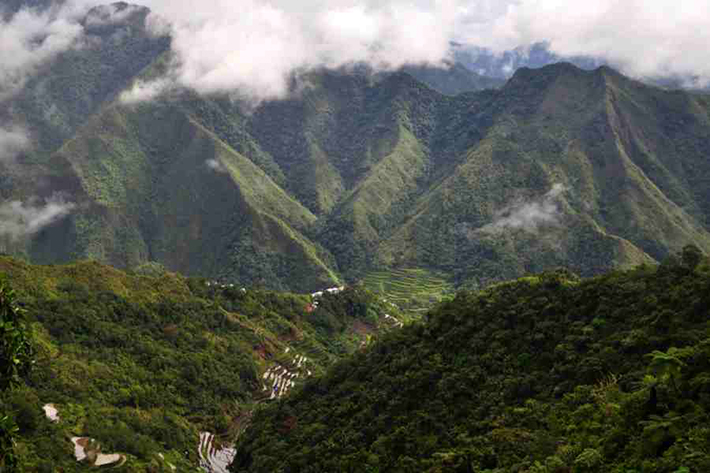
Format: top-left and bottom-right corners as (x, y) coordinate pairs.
(2, 0), (710, 103)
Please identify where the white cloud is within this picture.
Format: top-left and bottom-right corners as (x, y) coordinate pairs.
(124, 0), (458, 102)
(0, 5), (85, 99)
(205, 159), (228, 173)
(3, 0), (710, 105)
(481, 184), (568, 234)
(0, 193), (76, 240)
(119, 77), (173, 104)
(0, 127), (29, 162)
(456, 0), (710, 82)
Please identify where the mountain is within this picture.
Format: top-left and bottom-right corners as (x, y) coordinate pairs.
(0, 256), (406, 470)
(453, 41), (710, 93)
(403, 62), (505, 95)
(231, 252), (710, 472)
(453, 42), (605, 79)
(3, 3), (710, 294)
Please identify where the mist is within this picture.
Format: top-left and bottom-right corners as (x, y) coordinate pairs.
(481, 184), (568, 234)
(2, 1), (710, 102)
(0, 127), (29, 162)
(0, 5), (85, 99)
(0, 194), (76, 240)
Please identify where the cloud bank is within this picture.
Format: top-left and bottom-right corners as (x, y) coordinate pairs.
(457, 0), (710, 84)
(3, 1), (710, 103)
(0, 194), (76, 240)
(481, 184), (568, 234)
(119, 0), (458, 103)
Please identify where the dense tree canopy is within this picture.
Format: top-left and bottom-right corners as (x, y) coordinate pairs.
(0, 278), (33, 471)
(232, 256), (710, 472)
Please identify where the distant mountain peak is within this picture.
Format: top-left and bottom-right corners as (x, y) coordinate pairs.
(82, 2), (150, 35)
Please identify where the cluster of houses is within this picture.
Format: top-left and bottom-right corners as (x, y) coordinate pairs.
(41, 404), (128, 468)
(309, 285), (345, 308)
(205, 281), (247, 292)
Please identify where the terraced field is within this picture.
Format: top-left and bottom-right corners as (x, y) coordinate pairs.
(361, 268), (454, 312)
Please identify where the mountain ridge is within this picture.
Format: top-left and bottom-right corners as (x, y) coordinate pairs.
(2, 10), (710, 291)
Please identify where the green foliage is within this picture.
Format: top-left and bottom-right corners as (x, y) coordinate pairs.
(0, 278), (33, 472)
(232, 263), (710, 472)
(0, 257), (397, 471)
(361, 268), (453, 312)
(0, 278), (32, 391)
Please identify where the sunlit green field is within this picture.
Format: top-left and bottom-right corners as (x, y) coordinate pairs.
(361, 268), (453, 312)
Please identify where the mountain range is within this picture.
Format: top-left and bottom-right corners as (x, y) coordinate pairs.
(2, 2), (710, 293)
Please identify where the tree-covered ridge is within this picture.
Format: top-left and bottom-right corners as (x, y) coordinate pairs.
(232, 253), (710, 473)
(0, 256), (404, 471)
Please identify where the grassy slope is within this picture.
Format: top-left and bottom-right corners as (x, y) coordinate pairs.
(361, 268), (453, 311)
(232, 256), (710, 473)
(0, 256), (404, 471)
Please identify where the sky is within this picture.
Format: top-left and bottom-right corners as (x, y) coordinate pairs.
(2, 0), (710, 105)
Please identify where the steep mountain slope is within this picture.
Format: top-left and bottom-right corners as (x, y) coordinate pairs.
(232, 254), (710, 472)
(0, 256), (405, 471)
(378, 64), (710, 287)
(3, 4), (710, 292)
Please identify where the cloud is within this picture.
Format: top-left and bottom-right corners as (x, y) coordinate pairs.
(119, 77), (173, 104)
(0, 127), (29, 162)
(205, 159), (228, 173)
(4, 0), (710, 105)
(456, 0), (710, 82)
(0, 193), (76, 240)
(481, 184), (568, 234)
(0, 5), (85, 99)
(122, 0), (459, 102)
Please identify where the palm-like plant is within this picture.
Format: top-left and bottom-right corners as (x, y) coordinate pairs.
(646, 348), (688, 395)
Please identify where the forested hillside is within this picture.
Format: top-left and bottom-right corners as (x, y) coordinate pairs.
(232, 248), (710, 473)
(3, 3), (710, 293)
(0, 256), (405, 471)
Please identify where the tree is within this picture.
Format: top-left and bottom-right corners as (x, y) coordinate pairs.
(646, 348), (687, 395)
(0, 277), (33, 471)
(681, 244), (703, 271)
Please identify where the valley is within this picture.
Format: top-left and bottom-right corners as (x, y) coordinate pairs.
(1, 2), (710, 472)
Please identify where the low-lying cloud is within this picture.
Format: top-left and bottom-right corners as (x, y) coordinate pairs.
(3, 1), (710, 104)
(0, 127), (29, 162)
(0, 194), (76, 240)
(481, 184), (568, 234)
(0, 5), (85, 99)
(121, 0), (458, 103)
(456, 0), (710, 84)
(205, 158), (228, 173)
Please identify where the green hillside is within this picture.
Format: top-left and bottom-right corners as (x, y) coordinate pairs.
(361, 268), (453, 311)
(0, 257), (404, 471)
(232, 249), (710, 473)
